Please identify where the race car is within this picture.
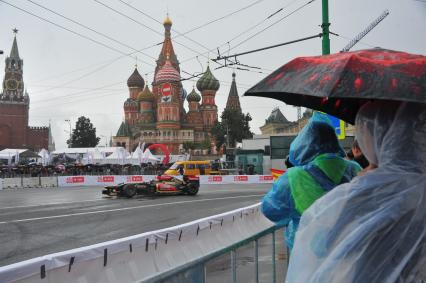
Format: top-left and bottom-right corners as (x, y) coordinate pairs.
(102, 175), (200, 198)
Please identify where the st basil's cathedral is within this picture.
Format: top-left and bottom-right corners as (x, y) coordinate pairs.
(113, 16), (241, 154)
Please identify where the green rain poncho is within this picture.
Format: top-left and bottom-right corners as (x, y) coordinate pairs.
(261, 113), (361, 249)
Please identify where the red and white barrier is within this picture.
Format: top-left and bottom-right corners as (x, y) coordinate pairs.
(198, 175), (274, 185)
(58, 175), (274, 187)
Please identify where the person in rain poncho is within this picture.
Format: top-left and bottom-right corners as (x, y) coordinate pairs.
(286, 101), (426, 283)
(261, 113), (361, 250)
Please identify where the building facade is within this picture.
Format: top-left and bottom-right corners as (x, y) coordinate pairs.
(113, 16), (220, 154)
(0, 32), (53, 152)
(260, 108), (298, 135)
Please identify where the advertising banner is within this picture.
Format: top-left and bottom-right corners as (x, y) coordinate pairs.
(58, 175), (274, 187)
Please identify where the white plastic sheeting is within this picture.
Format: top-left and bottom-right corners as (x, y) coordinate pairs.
(287, 102), (426, 283)
(0, 203), (273, 283)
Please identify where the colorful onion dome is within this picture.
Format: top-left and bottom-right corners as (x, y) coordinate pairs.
(196, 66), (220, 92)
(127, 68), (145, 88)
(155, 58), (180, 84)
(124, 98), (138, 107)
(163, 14), (172, 26)
(187, 87), (201, 102)
(137, 85), (155, 102)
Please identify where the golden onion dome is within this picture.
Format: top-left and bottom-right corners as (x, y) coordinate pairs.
(163, 14), (172, 26)
(137, 85), (155, 102)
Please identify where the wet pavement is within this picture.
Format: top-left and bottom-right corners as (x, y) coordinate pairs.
(0, 184), (270, 267)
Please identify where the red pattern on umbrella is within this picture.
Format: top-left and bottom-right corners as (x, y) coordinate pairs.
(246, 49), (426, 123)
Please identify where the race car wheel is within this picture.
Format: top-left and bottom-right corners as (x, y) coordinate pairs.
(123, 184), (136, 198)
(186, 183), (199, 196)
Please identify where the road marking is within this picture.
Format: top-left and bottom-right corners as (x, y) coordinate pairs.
(0, 199), (106, 210)
(0, 194), (264, 225)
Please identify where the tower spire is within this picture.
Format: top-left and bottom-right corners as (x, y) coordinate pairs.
(225, 72), (242, 112)
(10, 28), (20, 59)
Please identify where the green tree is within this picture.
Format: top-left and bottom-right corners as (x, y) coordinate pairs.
(212, 109), (253, 150)
(182, 141), (196, 152)
(199, 138), (211, 150)
(67, 116), (100, 147)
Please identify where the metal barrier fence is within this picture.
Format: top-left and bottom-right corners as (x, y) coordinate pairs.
(141, 225), (287, 283)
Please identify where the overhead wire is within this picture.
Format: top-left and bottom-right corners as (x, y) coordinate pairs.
(1, 0), (161, 94)
(229, 0), (317, 52)
(23, 0), (156, 63)
(31, 81), (126, 104)
(0, 0), (152, 64)
(0, 0), (155, 94)
(93, 0), (208, 62)
(330, 31), (377, 48)
(93, 0), (271, 77)
(4, 0), (270, 103)
(115, 0), (212, 52)
(29, 0), (268, 85)
(177, 0), (303, 72)
(31, 57), (124, 95)
(26, 0), (271, 90)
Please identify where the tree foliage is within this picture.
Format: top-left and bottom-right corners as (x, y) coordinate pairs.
(211, 109), (253, 150)
(67, 116), (100, 148)
(182, 139), (211, 152)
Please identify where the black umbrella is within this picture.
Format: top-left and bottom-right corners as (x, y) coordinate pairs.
(245, 48), (426, 124)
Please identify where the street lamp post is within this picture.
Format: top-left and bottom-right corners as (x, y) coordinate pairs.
(65, 119), (72, 147)
(100, 135), (108, 147)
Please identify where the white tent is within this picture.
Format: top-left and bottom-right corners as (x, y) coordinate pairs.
(141, 149), (160, 164)
(105, 147), (131, 165)
(0, 149), (34, 165)
(132, 146), (144, 164)
(38, 149), (50, 166)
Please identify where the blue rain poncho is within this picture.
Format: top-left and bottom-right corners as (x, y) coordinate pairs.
(287, 101), (426, 283)
(261, 113), (361, 250)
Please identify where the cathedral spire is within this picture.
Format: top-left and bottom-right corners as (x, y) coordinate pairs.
(156, 14), (179, 74)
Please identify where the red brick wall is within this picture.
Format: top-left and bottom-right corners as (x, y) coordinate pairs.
(27, 127), (49, 151)
(0, 102), (28, 149)
(0, 102), (48, 151)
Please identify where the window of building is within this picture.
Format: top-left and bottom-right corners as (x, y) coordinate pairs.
(270, 136), (296, 159)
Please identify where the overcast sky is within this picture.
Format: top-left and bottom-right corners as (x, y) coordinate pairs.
(1, 0), (425, 149)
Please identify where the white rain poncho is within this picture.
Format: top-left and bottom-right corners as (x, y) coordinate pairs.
(287, 101), (426, 283)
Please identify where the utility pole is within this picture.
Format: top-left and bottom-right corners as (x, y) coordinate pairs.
(322, 0), (330, 55)
(226, 124), (230, 148)
(65, 119), (72, 147)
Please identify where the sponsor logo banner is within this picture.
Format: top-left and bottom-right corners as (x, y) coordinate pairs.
(126, 175), (144, 182)
(97, 176), (115, 183)
(66, 176), (85, 184)
(207, 176), (223, 182)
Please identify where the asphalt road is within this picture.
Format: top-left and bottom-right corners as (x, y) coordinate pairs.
(0, 184), (271, 267)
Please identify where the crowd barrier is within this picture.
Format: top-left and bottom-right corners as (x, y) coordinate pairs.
(2, 178), (22, 189)
(57, 175), (274, 187)
(0, 175), (274, 189)
(22, 177), (41, 188)
(40, 177), (58, 188)
(0, 203), (274, 283)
